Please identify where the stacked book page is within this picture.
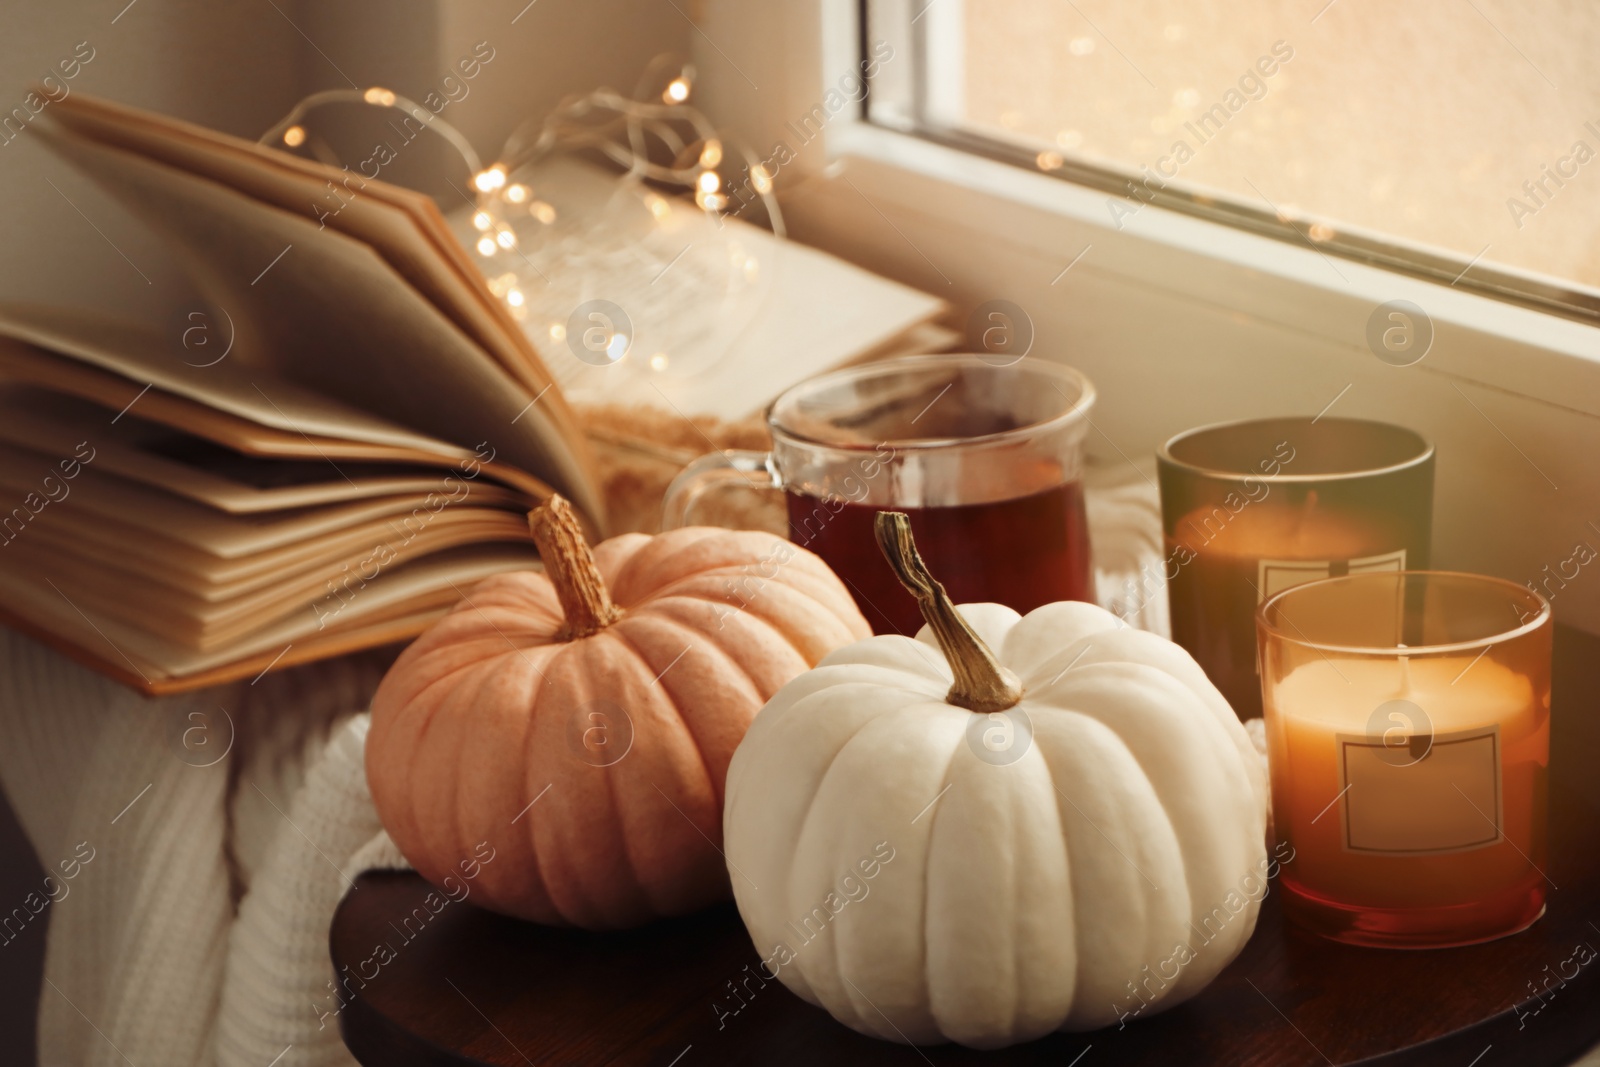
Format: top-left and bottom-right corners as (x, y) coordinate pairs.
(0, 91), (946, 693)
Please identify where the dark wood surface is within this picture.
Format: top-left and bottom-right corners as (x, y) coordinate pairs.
(334, 626), (1600, 1067)
(0, 781), (46, 1066)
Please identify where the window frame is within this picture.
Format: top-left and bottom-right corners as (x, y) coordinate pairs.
(689, 0), (1600, 636)
(867, 0), (1600, 330)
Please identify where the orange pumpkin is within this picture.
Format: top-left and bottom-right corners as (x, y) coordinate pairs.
(366, 496), (871, 929)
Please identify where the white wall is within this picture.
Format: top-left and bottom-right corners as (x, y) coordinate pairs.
(0, 2), (303, 321)
(0, 0), (689, 330)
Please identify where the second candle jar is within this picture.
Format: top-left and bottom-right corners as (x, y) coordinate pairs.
(1156, 417), (1435, 720)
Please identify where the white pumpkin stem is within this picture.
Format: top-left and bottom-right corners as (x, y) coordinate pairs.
(874, 511), (1024, 714)
(528, 495), (622, 639)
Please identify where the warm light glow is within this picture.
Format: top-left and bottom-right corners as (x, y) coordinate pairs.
(363, 87), (397, 107)
(283, 125), (306, 147)
(505, 183), (530, 204)
(646, 195), (671, 221)
(649, 352), (669, 371)
(1309, 222), (1337, 242)
(506, 288), (525, 307)
(474, 165), (508, 192)
(472, 211), (492, 231)
(699, 140), (723, 168)
(496, 229), (516, 249)
(697, 170), (721, 193)
(663, 77), (690, 103)
(549, 323), (566, 341)
(476, 236), (496, 256)
(1036, 150), (1064, 171)
(696, 190), (726, 211)
(750, 164), (773, 194)
(1260, 571), (1548, 948)
(531, 201), (557, 224)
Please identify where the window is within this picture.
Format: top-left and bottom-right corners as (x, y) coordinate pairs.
(866, 0), (1600, 324)
(687, 0), (1600, 637)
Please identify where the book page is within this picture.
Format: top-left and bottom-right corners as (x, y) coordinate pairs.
(0, 546), (534, 686)
(0, 345), (556, 502)
(46, 95), (553, 397)
(0, 471), (516, 592)
(0, 304), (463, 454)
(0, 387), (510, 513)
(0, 447), (513, 558)
(37, 127), (605, 528)
(8, 511), (532, 647)
(446, 159), (950, 420)
(47, 93), (603, 524)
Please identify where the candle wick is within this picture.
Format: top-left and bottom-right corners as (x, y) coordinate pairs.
(1292, 497), (1313, 538)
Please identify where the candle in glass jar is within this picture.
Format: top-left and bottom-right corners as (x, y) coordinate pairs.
(1170, 494), (1405, 718)
(1258, 570), (1552, 948)
(1268, 655), (1546, 911)
(1159, 417), (1435, 722)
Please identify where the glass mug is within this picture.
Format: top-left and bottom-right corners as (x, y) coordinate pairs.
(662, 354), (1097, 635)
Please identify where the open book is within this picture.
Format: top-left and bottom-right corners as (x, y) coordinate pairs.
(2, 92), (945, 694)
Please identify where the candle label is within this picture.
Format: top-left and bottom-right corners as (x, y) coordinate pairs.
(1257, 548), (1407, 603)
(1336, 723), (1502, 855)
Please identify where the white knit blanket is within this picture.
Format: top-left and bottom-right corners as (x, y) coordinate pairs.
(0, 634), (405, 1067)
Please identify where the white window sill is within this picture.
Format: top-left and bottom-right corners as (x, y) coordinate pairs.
(822, 121), (1600, 419)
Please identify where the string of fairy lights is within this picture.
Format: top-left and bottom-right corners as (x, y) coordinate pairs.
(258, 55), (784, 329)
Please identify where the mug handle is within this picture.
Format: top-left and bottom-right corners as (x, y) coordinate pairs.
(661, 450), (783, 529)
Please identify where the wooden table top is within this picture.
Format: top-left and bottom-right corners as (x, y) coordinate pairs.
(333, 626), (1600, 1066)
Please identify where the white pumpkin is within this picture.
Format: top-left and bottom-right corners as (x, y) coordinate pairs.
(723, 513), (1268, 1049)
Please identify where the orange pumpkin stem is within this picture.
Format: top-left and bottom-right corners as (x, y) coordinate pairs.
(528, 495), (623, 639)
(874, 511), (1023, 714)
